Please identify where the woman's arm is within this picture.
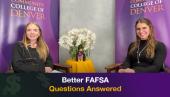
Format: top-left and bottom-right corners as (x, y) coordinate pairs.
(121, 43), (134, 69)
(44, 54), (53, 73)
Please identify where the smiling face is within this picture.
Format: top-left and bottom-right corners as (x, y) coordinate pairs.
(136, 22), (151, 40)
(26, 23), (40, 42)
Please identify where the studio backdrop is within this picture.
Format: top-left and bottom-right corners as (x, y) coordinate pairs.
(0, 0), (59, 72)
(115, 0), (170, 67)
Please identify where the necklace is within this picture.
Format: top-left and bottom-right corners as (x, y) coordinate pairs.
(137, 42), (147, 64)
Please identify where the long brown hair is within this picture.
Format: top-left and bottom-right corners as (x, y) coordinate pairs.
(129, 18), (157, 58)
(22, 22), (49, 61)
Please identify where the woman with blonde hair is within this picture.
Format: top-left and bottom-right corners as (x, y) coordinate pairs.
(12, 22), (53, 73)
(118, 18), (167, 73)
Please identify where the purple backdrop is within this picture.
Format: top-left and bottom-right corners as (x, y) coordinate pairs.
(115, 0), (169, 67)
(0, 0), (60, 72)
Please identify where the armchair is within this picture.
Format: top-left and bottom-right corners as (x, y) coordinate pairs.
(7, 64), (72, 73)
(105, 64), (121, 73)
(53, 64), (71, 73)
(105, 63), (170, 73)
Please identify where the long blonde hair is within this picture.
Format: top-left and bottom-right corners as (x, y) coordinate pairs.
(22, 22), (49, 61)
(129, 18), (157, 58)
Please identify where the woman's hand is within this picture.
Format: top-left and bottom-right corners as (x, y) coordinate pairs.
(118, 68), (135, 73)
(125, 68), (135, 73)
(118, 69), (126, 73)
(45, 67), (53, 73)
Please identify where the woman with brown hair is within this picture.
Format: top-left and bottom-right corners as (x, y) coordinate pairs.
(118, 18), (167, 73)
(12, 22), (53, 73)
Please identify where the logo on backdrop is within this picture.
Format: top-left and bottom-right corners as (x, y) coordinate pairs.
(10, 0), (45, 19)
(130, 0), (165, 15)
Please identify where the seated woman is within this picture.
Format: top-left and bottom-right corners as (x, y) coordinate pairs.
(118, 18), (167, 73)
(12, 22), (53, 73)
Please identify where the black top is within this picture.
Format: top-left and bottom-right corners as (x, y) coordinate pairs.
(12, 42), (53, 73)
(122, 40), (167, 72)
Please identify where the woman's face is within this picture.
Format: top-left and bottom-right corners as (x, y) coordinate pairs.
(136, 22), (150, 40)
(26, 23), (40, 42)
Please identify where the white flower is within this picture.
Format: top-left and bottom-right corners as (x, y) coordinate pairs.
(59, 28), (96, 57)
(59, 35), (73, 50)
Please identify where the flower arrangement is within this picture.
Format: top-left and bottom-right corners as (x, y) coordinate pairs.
(59, 28), (96, 60)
